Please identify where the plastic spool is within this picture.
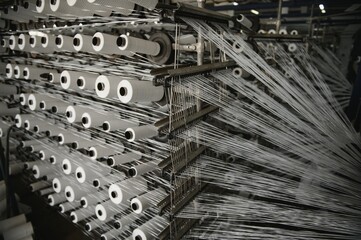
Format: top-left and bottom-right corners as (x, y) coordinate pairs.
(9, 35), (20, 51)
(48, 193), (67, 206)
(64, 184), (90, 202)
(85, 218), (103, 232)
(124, 125), (158, 142)
(73, 33), (95, 53)
(1, 9), (24, 22)
(131, 188), (167, 214)
(279, 29), (288, 35)
(23, 1), (42, 15)
(232, 67), (251, 79)
(95, 200), (124, 222)
(45, 126), (66, 137)
(70, 208), (94, 223)
(64, 70), (98, 90)
(132, 216), (168, 240)
(21, 139), (42, 148)
(39, 100), (57, 111)
(67, 0), (112, 17)
(268, 29), (276, 34)
(107, 151), (142, 167)
(28, 34), (42, 52)
(24, 119), (31, 131)
(117, 35), (160, 56)
(55, 35), (75, 52)
(92, 32), (132, 55)
(232, 41), (247, 54)
(41, 33), (57, 52)
(23, 118), (46, 131)
(101, 229), (123, 240)
(13, 65), (24, 79)
(0, 214), (27, 233)
(43, 173), (58, 182)
(59, 201), (81, 213)
(26, 94), (40, 110)
(76, 76), (95, 91)
(36, 0), (53, 14)
(50, 0), (91, 17)
(95, 75), (123, 99)
(117, 80), (164, 103)
(114, 212), (137, 230)
(23, 66), (55, 80)
(29, 181), (51, 192)
(30, 144), (45, 153)
(236, 14), (252, 29)
(81, 111), (112, 129)
(60, 70), (79, 90)
(9, 163), (24, 176)
(66, 105), (88, 123)
(257, 29), (266, 34)
(28, 94), (57, 111)
(75, 164), (111, 184)
(129, 161), (158, 177)
(39, 187), (55, 196)
(18, 34), (31, 52)
(0, 83), (17, 96)
(52, 102), (69, 114)
(108, 178), (147, 204)
(88, 144), (124, 160)
(32, 164), (53, 179)
(13, 6), (38, 22)
(87, 0), (135, 16)
(39, 149), (53, 160)
(33, 121), (54, 133)
(48, 72), (61, 83)
(1, 37), (9, 48)
(72, 138), (96, 150)
(29, 34), (53, 53)
(288, 43), (298, 52)
(39, 148), (54, 161)
(103, 118), (140, 132)
(5, 63), (13, 78)
(52, 177), (71, 193)
(93, 174), (123, 189)
(24, 161), (41, 170)
(3, 222), (34, 240)
(62, 158), (79, 175)
(49, 154), (62, 164)
(290, 30), (298, 35)
(91, 32), (117, 54)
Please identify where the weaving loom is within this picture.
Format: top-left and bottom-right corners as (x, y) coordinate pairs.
(0, 1), (360, 240)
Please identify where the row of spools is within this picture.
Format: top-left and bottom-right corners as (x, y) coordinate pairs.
(1, 79), (168, 240)
(4, 62), (164, 104)
(21, 137), (167, 240)
(0, 1), (171, 239)
(2, 32), (161, 57)
(1, 74), (169, 240)
(1, 0), (159, 23)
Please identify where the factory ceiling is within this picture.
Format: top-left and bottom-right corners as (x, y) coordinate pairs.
(209, 0), (361, 26)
